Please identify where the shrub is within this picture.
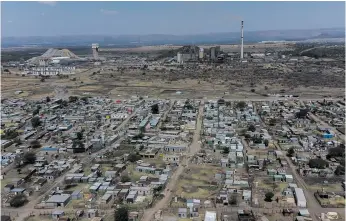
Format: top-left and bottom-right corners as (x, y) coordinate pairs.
(264, 192), (274, 202)
(121, 175), (131, 183)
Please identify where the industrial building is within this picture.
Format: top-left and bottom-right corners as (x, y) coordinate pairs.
(23, 66), (76, 76)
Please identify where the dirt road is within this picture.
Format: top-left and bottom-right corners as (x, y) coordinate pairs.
(141, 103), (204, 221)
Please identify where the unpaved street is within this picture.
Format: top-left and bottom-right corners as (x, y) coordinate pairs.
(141, 102), (204, 221)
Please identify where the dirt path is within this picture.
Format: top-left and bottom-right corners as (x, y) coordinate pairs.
(141, 102), (204, 221)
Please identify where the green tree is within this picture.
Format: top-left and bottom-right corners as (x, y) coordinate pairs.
(121, 175), (131, 183)
(10, 194), (28, 208)
(269, 118), (276, 126)
(327, 147), (345, 159)
(229, 194), (238, 205)
(127, 153), (141, 163)
(31, 116), (41, 128)
(72, 140), (85, 149)
(33, 108), (39, 116)
(236, 101), (246, 109)
(151, 104), (159, 114)
(115, 206), (129, 221)
(250, 89), (255, 93)
(76, 132), (83, 140)
(23, 152), (36, 164)
(287, 147), (295, 157)
(264, 192), (274, 202)
(264, 139), (269, 147)
(334, 166), (345, 176)
(248, 125), (256, 132)
(46, 96), (51, 102)
(30, 140), (41, 149)
(222, 147), (230, 154)
(308, 158), (329, 169)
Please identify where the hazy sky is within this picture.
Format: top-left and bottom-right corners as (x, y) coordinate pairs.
(1, 1), (345, 37)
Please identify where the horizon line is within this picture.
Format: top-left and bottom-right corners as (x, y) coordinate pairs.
(2, 26), (344, 38)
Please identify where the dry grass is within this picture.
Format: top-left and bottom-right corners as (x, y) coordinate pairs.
(309, 183), (343, 192)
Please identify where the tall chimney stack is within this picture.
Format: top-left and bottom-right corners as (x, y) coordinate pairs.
(241, 20), (244, 59)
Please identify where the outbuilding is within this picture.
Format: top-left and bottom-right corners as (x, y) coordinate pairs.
(45, 194), (71, 207)
(294, 188), (307, 208)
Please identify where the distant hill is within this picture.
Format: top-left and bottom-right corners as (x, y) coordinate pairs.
(2, 27), (345, 48)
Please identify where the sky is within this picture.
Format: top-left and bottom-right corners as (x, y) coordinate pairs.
(1, 1), (345, 37)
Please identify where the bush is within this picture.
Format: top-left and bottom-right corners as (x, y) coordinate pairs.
(2, 129), (19, 140)
(252, 137), (262, 144)
(250, 89), (255, 93)
(69, 96), (78, 103)
(264, 192), (274, 202)
(10, 194), (28, 208)
(308, 158), (329, 169)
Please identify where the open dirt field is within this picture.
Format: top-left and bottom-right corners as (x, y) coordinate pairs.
(2, 60), (344, 101)
(100, 42), (294, 53)
(174, 164), (220, 199)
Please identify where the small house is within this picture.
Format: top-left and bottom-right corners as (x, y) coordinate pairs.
(285, 175), (294, 183)
(52, 210), (65, 220)
(45, 194), (71, 207)
(71, 189), (82, 200)
(178, 208), (187, 218)
(87, 209), (99, 218)
(273, 175), (282, 182)
(126, 190), (138, 203)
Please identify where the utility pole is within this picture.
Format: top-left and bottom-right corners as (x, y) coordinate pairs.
(217, 104), (220, 129)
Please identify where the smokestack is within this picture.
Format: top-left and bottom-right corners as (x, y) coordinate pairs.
(241, 20), (244, 59)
